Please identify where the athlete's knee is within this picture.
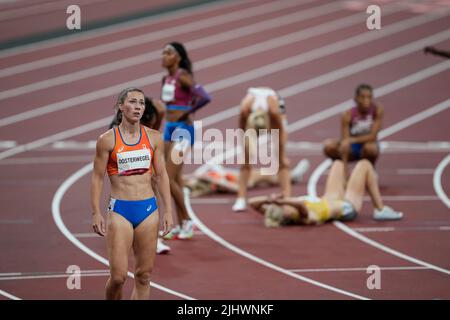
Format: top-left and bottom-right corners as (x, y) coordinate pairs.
(134, 269), (152, 286)
(355, 158), (372, 170)
(323, 139), (340, 159)
(361, 143), (379, 160)
(331, 159), (344, 170)
(110, 273), (127, 287)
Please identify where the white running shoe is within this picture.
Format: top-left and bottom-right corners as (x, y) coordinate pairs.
(162, 225), (181, 240)
(232, 197), (247, 212)
(373, 206), (403, 220)
(291, 159), (310, 183)
(156, 238), (171, 254)
(178, 220), (194, 240)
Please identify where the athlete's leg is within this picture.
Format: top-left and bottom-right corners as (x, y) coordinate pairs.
(236, 95), (253, 200)
(361, 141), (379, 165)
(131, 211), (159, 300)
(164, 142), (189, 224)
(344, 159), (383, 212)
(268, 95), (290, 197)
(249, 169), (278, 187)
(323, 138), (342, 160)
(322, 160), (346, 201)
(106, 212), (133, 300)
(165, 142), (189, 222)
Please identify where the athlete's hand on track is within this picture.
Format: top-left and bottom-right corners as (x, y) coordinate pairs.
(92, 213), (106, 237)
(161, 211), (174, 237)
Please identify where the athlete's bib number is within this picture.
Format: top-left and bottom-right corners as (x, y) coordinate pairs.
(117, 148), (151, 175)
(161, 82), (175, 102)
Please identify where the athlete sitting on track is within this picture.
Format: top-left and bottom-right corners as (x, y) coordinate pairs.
(248, 159), (403, 227)
(232, 87), (292, 211)
(323, 84), (383, 175)
(91, 87), (173, 299)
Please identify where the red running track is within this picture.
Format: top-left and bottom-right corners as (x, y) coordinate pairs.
(0, 0), (449, 300)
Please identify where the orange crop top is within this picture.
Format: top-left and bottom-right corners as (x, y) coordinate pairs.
(107, 125), (154, 176)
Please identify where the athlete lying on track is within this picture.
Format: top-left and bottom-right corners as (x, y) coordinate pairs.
(248, 159), (403, 227)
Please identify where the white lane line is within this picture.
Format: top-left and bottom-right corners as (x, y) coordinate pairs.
(179, 196), (439, 205)
(289, 266), (429, 273)
(398, 169), (435, 175)
(364, 195), (439, 201)
(286, 141), (450, 153)
(0, 117), (111, 160)
(378, 100), (450, 139)
(353, 226), (450, 232)
(190, 198), (233, 204)
(433, 154), (450, 209)
(51, 163), (195, 300)
(0, 0), (108, 21)
(0, 273), (110, 281)
(0, 140), (16, 148)
(0, 289), (21, 300)
(1, 8), (444, 128)
(0, 269), (110, 276)
(0, 0), (313, 78)
(0, 1), (340, 99)
(333, 222), (450, 275)
(0, 0), (258, 58)
(0, 155), (93, 165)
(382, 141), (450, 152)
(52, 140), (96, 149)
(352, 227), (397, 232)
(308, 99), (450, 276)
(73, 232), (101, 238)
(183, 188), (368, 300)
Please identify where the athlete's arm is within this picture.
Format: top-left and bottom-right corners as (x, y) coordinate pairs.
(273, 197), (308, 217)
(349, 105), (383, 144)
(178, 68), (194, 89)
(340, 111), (352, 177)
(90, 131), (112, 236)
(151, 130), (174, 236)
(175, 69), (196, 122)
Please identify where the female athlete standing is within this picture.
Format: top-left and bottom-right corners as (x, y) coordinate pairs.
(161, 42), (210, 239)
(91, 87), (173, 299)
(109, 96), (171, 254)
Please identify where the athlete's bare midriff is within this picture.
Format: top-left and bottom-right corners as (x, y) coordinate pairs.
(166, 109), (192, 123)
(109, 173), (155, 200)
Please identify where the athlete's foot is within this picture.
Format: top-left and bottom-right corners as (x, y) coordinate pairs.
(232, 197), (247, 212)
(156, 238), (171, 254)
(291, 159), (310, 183)
(373, 206), (403, 220)
(178, 220), (194, 240)
(162, 225), (181, 240)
